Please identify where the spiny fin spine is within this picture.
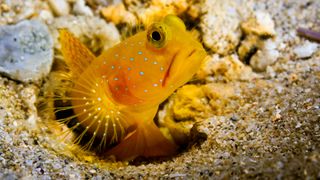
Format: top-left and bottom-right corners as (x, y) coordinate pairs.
(59, 29), (96, 76)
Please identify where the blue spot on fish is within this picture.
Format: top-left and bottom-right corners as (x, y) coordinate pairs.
(130, 57), (134, 61)
(139, 71), (144, 75)
(138, 51), (142, 55)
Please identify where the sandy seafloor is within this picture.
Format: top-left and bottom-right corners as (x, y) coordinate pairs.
(0, 0), (319, 179)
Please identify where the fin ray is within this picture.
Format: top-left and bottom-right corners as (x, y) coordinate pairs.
(59, 29), (96, 76)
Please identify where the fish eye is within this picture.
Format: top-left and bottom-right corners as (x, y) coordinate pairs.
(147, 23), (167, 48)
(151, 31), (161, 41)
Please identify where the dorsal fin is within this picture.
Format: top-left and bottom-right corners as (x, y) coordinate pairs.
(59, 29), (96, 76)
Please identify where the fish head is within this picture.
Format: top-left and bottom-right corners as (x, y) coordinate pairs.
(102, 15), (207, 105)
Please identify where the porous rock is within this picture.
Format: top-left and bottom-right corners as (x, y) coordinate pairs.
(238, 11), (279, 71)
(249, 39), (280, 71)
(241, 11), (276, 37)
(0, 0), (35, 25)
(197, 54), (257, 82)
(50, 16), (120, 54)
(101, 0), (191, 25)
(158, 83), (237, 145)
(202, 83), (236, 115)
(0, 20), (53, 82)
(158, 85), (210, 145)
(200, 0), (254, 55)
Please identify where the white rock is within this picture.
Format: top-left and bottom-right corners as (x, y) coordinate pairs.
(50, 16), (120, 52)
(38, 10), (54, 21)
(241, 10), (276, 36)
(48, 0), (70, 16)
(0, 0), (35, 24)
(0, 20), (54, 82)
(73, 0), (94, 16)
(200, 0), (254, 55)
(293, 41), (318, 58)
(250, 39), (280, 71)
(255, 11), (276, 36)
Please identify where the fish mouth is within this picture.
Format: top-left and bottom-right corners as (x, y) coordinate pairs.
(161, 48), (197, 87)
(161, 52), (178, 87)
(186, 49), (197, 58)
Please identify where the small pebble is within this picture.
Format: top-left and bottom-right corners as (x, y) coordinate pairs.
(73, 0), (94, 16)
(230, 115), (239, 121)
(89, 169), (97, 174)
(48, 0), (70, 16)
(293, 41), (318, 59)
(25, 159), (33, 166)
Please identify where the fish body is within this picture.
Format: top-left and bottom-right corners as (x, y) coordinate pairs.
(58, 15), (207, 160)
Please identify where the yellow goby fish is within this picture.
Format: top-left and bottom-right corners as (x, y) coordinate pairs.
(58, 15), (207, 160)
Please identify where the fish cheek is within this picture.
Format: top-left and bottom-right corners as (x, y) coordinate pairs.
(107, 72), (142, 106)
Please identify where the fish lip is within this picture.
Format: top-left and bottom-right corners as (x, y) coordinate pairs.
(161, 51), (178, 87)
(161, 48), (197, 87)
(186, 49), (197, 58)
